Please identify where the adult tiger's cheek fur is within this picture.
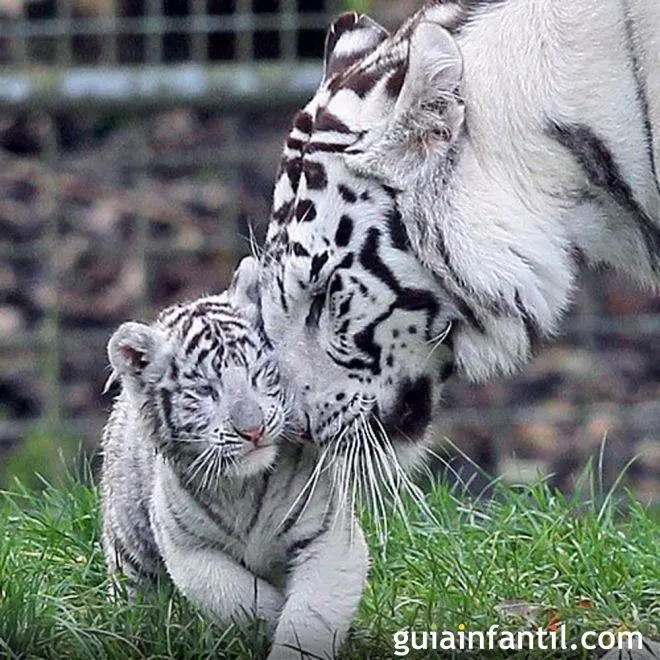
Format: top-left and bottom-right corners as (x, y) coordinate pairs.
(261, 277), (456, 462)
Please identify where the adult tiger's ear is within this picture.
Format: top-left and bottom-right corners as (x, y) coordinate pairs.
(230, 256), (261, 327)
(107, 322), (168, 392)
(322, 11), (389, 84)
(393, 19), (463, 120)
(345, 19), (465, 185)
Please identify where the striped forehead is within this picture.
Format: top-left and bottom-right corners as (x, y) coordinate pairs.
(282, 46), (410, 167)
(283, 27), (410, 148)
(314, 1), (469, 134)
(278, 1), (468, 166)
(319, 77), (396, 136)
(158, 303), (257, 369)
(320, 26), (410, 125)
(267, 16), (413, 243)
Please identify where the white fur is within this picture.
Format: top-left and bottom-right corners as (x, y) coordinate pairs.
(151, 451), (369, 660)
(257, 1), (660, 462)
(102, 293), (369, 660)
(400, 0), (660, 378)
(339, 0), (660, 380)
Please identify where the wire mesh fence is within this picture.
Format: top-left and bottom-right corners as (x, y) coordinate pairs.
(1, 0), (338, 65)
(0, 0), (341, 474)
(0, 0), (658, 499)
(0, 0), (338, 110)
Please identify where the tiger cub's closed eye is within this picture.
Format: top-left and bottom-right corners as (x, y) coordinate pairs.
(194, 384), (215, 397)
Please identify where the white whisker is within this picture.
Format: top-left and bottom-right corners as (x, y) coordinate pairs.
(172, 436), (210, 444)
(364, 422), (414, 541)
(424, 320), (453, 367)
(372, 416), (439, 527)
(331, 424), (359, 533)
(348, 431), (362, 543)
(362, 417), (405, 541)
(295, 448), (332, 524)
(358, 414), (389, 547)
(200, 448), (216, 494)
(185, 449), (207, 484)
(276, 444), (331, 531)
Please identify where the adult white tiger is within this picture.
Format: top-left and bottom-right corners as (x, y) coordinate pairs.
(250, 1), (660, 469)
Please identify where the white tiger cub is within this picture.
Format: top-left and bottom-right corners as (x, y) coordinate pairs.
(101, 278), (368, 659)
(258, 2), (660, 467)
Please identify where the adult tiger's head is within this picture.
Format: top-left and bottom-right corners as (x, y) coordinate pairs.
(249, 10), (469, 468)
(251, 1), (660, 468)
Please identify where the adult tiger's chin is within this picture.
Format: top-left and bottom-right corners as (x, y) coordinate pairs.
(300, 364), (450, 477)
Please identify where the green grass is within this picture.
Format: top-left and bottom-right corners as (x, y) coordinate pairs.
(0, 471), (658, 659)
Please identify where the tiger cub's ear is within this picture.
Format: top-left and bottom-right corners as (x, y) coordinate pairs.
(107, 322), (169, 390)
(323, 12), (389, 84)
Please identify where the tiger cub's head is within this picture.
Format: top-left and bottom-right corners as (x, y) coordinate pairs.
(107, 283), (294, 481)
(257, 11), (465, 469)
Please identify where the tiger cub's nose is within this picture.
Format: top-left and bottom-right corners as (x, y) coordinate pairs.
(236, 424), (266, 445)
(230, 399), (265, 445)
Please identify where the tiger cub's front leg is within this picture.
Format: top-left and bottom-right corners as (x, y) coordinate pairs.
(151, 484), (286, 631)
(101, 493), (166, 601)
(158, 536), (287, 632)
(268, 518), (369, 660)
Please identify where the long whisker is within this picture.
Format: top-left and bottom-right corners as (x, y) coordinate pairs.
(364, 421), (413, 540)
(332, 426), (359, 541)
(324, 419), (357, 531)
(246, 222), (264, 260)
(372, 415), (440, 527)
(362, 416), (404, 543)
(186, 446), (210, 479)
(322, 394), (375, 532)
(208, 448), (218, 494)
(323, 414), (353, 513)
(358, 413), (389, 548)
(299, 440), (341, 522)
(212, 449), (225, 493)
(186, 446), (214, 493)
(330, 452), (346, 532)
(350, 435), (360, 511)
(276, 443), (331, 531)
(330, 423), (359, 533)
(200, 447), (216, 494)
(348, 428), (362, 545)
(171, 435), (211, 444)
